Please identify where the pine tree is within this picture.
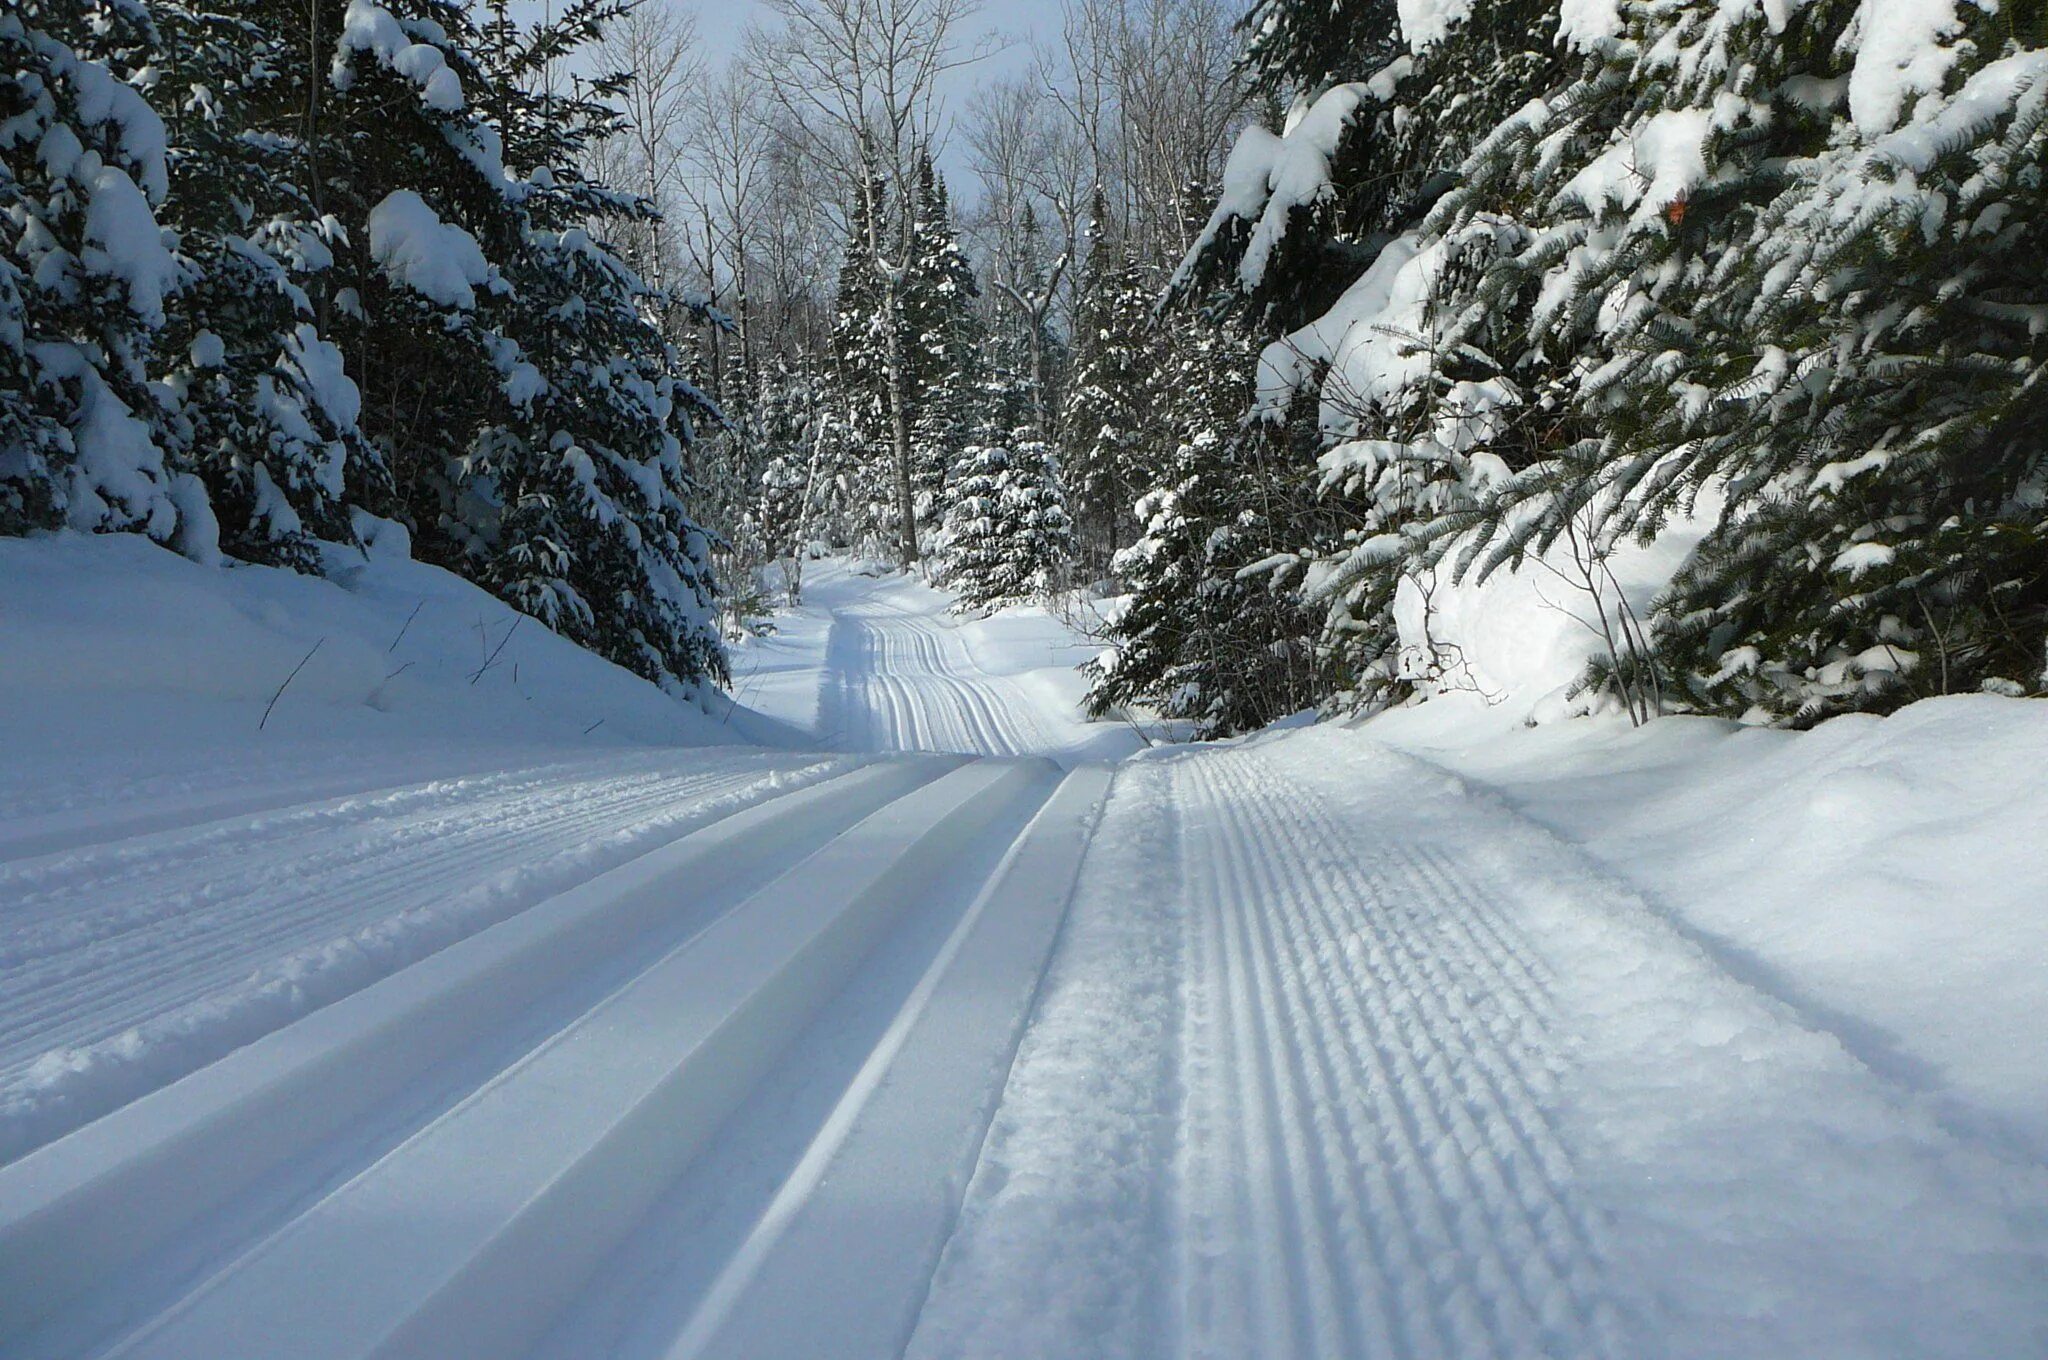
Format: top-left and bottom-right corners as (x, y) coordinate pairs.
(151, 0), (385, 570)
(941, 432), (1075, 610)
(902, 158), (980, 550)
(1084, 319), (1324, 736)
(0, 0), (203, 551)
(1059, 191), (1158, 580)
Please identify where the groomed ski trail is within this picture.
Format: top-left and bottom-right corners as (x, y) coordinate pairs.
(0, 756), (1117, 1360)
(1172, 750), (1625, 1360)
(822, 593), (1060, 758)
(909, 738), (2048, 1360)
(5, 567), (2044, 1360)
(0, 751), (855, 1160)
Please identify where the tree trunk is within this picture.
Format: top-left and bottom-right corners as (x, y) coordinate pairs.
(884, 298), (920, 564)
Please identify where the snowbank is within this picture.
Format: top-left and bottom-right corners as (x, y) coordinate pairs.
(1362, 691), (2048, 1161)
(1391, 500), (1717, 722)
(0, 530), (744, 826)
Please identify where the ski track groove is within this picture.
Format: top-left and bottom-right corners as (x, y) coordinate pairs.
(0, 758), (583, 868)
(55, 761), (1054, 1360)
(831, 600), (1052, 758)
(0, 751), (692, 885)
(1175, 747), (1628, 1360)
(0, 753), (742, 945)
(0, 762), (812, 1085)
(2, 764), (736, 978)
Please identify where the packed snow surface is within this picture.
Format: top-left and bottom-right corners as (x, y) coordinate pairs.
(2, 538), (2043, 1358)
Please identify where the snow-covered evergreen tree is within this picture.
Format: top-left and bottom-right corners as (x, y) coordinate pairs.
(1189, 0), (2048, 723)
(310, 0), (724, 689)
(902, 158), (980, 550)
(466, 0), (725, 688)
(152, 0), (384, 570)
(1171, 0), (1575, 711)
(941, 432), (1074, 610)
(1645, 1), (2048, 717)
(829, 166), (906, 557)
(0, 0), (203, 552)
(1060, 192), (1158, 579)
(1085, 320), (1323, 735)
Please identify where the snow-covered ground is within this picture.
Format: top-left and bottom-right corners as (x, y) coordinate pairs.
(727, 559), (1143, 764)
(2, 537), (2043, 1358)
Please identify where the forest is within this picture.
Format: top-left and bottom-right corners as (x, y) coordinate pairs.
(7, 0), (2045, 731)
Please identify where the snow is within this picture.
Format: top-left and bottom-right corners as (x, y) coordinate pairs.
(186, 331), (224, 368)
(81, 166), (176, 326)
(3, 551), (2044, 1359)
(61, 50), (169, 201)
(332, 0), (465, 111)
(1847, 0), (1981, 135)
(365, 190), (490, 309)
(904, 758), (1180, 1360)
(1257, 233), (1433, 430)
(1368, 692), (2048, 1163)
(1557, 0), (1623, 49)
(912, 714), (2048, 1357)
(729, 560), (1143, 765)
(1178, 84), (1375, 296)
(1559, 107), (1714, 227)
(1391, 491), (1722, 721)
(1398, 0), (1473, 51)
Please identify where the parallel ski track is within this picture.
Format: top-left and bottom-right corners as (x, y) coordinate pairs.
(0, 758), (824, 1086)
(1175, 747), (1627, 1360)
(0, 750), (662, 867)
(52, 761), (1055, 1360)
(833, 603), (1053, 757)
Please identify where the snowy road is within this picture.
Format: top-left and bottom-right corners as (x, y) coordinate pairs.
(2, 570), (2043, 1359)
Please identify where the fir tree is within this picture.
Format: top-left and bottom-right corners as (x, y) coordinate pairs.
(1059, 191), (1158, 579)
(0, 0), (202, 551)
(1172, 0), (1576, 712)
(941, 432), (1075, 610)
(152, 0), (385, 570)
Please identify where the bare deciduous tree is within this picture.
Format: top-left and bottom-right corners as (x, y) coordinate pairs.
(595, 1), (701, 300)
(746, 0), (990, 565)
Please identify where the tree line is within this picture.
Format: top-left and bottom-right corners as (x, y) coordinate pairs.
(1133, 0), (2048, 730)
(12, 0), (2042, 732)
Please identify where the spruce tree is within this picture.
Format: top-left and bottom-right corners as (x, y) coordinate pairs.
(152, 0), (385, 570)
(902, 158), (980, 550)
(1085, 320), (1323, 735)
(313, 0), (724, 689)
(1646, 3), (2048, 717)
(0, 0), (201, 551)
(829, 166), (903, 557)
(1170, 0), (1576, 712)
(471, 0), (725, 688)
(1060, 191), (1158, 580)
(941, 432), (1075, 611)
